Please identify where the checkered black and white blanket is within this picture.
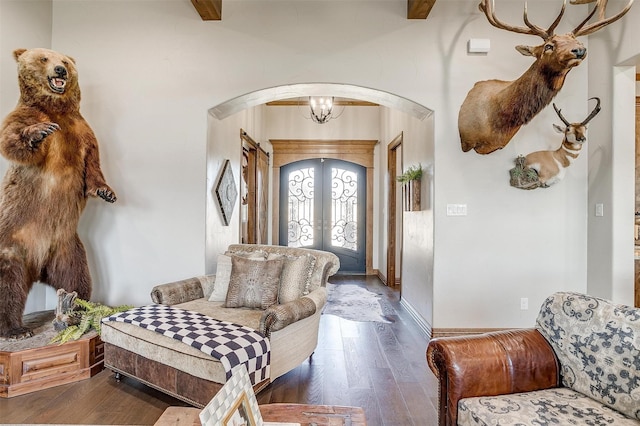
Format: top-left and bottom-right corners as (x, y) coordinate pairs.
(103, 305), (270, 384)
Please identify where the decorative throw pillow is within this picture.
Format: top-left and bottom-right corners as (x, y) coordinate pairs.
(278, 254), (316, 303)
(225, 256), (285, 309)
(209, 251), (268, 302)
(199, 274), (216, 299)
(300, 255), (316, 295)
(208, 254), (232, 302)
(226, 250), (268, 260)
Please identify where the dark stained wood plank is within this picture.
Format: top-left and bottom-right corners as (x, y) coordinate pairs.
(408, 0), (436, 19)
(190, 0), (221, 21)
(349, 387), (384, 425)
(343, 337), (373, 389)
(259, 368), (294, 404)
(295, 359), (324, 405)
(370, 366), (413, 425)
(376, 324), (419, 384)
(320, 348), (351, 407)
(356, 323), (389, 369)
(399, 381), (438, 426)
(21, 375), (116, 423)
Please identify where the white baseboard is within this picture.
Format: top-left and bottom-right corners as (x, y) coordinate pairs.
(400, 298), (432, 339)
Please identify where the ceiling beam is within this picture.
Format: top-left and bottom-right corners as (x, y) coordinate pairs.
(192, 0), (436, 21)
(407, 0), (436, 19)
(191, 0), (221, 21)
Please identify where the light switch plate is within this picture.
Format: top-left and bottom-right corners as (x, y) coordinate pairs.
(446, 204), (467, 216)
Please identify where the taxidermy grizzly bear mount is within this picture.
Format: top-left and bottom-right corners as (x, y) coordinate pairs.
(0, 48), (116, 340)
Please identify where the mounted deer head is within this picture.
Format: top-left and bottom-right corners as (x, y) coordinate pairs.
(523, 97), (601, 187)
(459, 0), (632, 155)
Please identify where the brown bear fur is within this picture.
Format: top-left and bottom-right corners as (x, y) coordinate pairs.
(0, 48), (116, 340)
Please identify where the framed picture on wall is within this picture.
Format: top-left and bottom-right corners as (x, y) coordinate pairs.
(214, 159), (238, 226)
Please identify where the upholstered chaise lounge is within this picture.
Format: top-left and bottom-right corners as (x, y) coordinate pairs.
(101, 244), (339, 407)
(427, 292), (640, 426)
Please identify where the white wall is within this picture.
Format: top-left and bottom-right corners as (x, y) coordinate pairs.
(0, 1), (52, 114)
(432, 1), (594, 328)
(1, 0), (634, 329)
(0, 1), (56, 313)
(205, 106), (264, 274)
(52, 1), (208, 306)
(265, 106), (380, 141)
(587, 0), (639, 303)
(379, 107), (434, 331)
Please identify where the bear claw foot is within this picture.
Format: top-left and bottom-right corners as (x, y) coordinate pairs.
(96, 188), (117, 203)
(0, 326), (34, 341)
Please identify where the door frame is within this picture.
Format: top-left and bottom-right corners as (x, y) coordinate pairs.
(240, 129), (269, 244)
(387, 133), (403, 287)
(271, 139), (377, 275)
(633, 95), (640, 308)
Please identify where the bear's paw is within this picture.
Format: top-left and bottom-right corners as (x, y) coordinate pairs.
(0, 326), (34, 341)
(21, 122), (60, 149)
(96, 187), (117, 203)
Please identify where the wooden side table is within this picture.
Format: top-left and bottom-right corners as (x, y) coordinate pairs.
(155, 403), (367, 426)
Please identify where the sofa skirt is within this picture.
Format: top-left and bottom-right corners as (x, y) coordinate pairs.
(104, 344), (268, 408)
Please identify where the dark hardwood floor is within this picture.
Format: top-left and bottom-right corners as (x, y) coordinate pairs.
(0, 275), (439, 425)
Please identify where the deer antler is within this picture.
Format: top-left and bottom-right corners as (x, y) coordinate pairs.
(570, 0), (607, 20)
(553, 103), (571, 126)
(479, 0), (567, 39)
(581, 97), (601, 125)
(553, 97), (601, 126)
(572, 0), (634, 36)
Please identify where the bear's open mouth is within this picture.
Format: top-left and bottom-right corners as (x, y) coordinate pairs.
(48, 77), (66, 94)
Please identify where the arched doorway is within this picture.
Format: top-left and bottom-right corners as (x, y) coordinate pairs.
(209, 83), (432, 120)
(205, 83), (432, 284)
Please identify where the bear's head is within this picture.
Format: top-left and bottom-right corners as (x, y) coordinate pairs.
(13, 48), (81, 113)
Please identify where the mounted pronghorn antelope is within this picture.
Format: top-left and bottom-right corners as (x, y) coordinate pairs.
(459, 0), (632, 155)
(522, 97), (601, 188)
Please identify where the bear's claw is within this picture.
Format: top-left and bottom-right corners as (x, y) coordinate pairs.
(97, 188), (117, 203)
(23, 122), (60, 149)
(0, 326), (34, 341)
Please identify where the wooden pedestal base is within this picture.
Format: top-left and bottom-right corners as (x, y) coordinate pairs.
(0, 315), (104, 398)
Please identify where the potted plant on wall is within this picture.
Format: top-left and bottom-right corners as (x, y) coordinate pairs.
(397, 164), (423, 211)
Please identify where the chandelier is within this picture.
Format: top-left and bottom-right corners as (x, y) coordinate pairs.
(309, 96), (334, 124)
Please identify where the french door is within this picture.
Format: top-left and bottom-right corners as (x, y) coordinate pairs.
(279, 158), (366, 273)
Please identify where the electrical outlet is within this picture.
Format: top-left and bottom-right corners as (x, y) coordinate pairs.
(520, 298), (529, 310)
(595, 203), (604, 217)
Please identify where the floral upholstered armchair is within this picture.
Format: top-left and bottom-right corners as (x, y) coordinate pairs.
(427, 292), (640, 426)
